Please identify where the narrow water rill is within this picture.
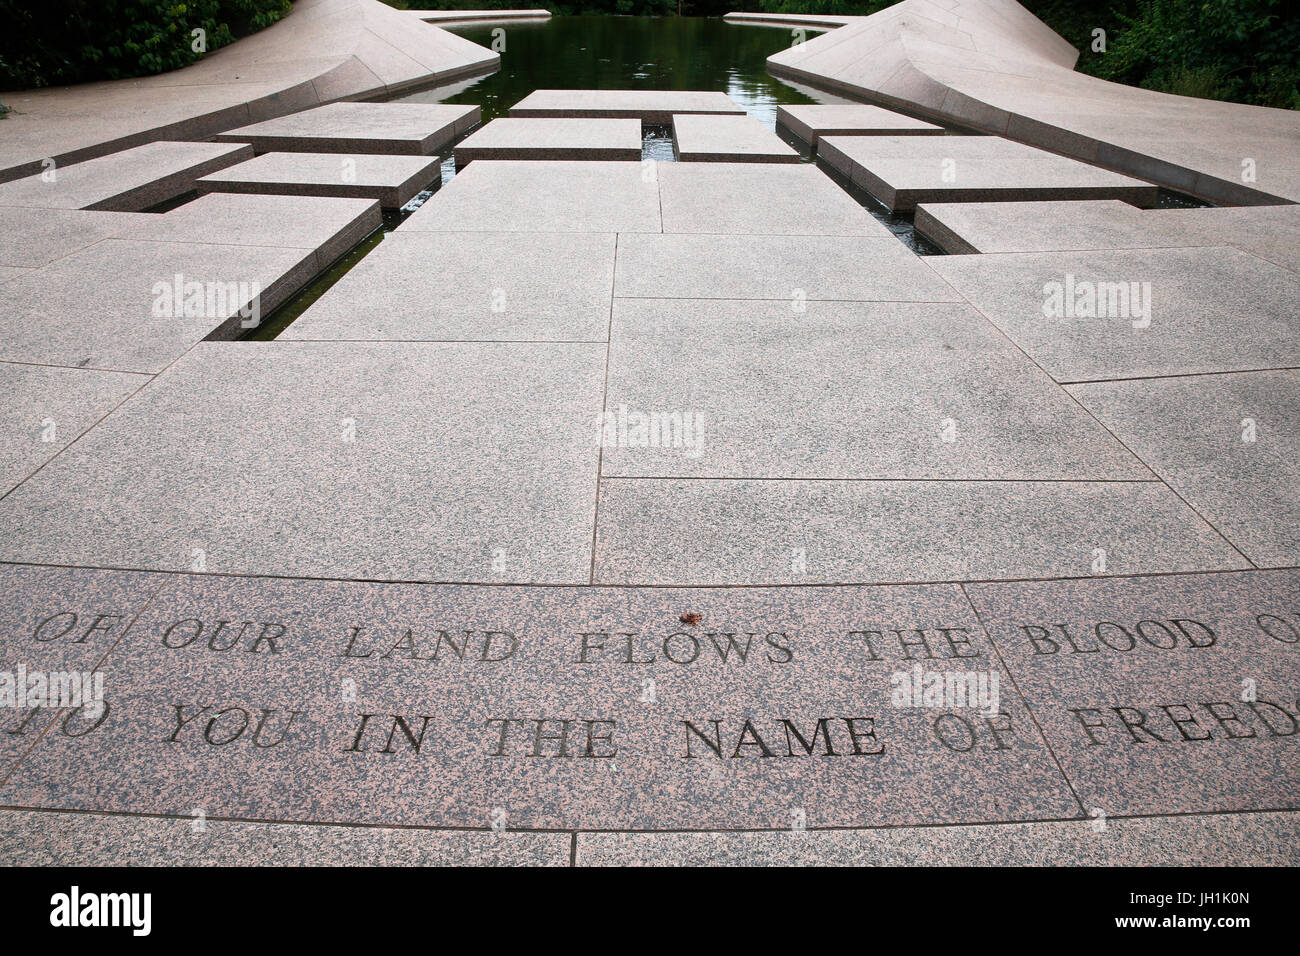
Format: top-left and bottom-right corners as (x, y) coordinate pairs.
(1, 0), (1297, 882)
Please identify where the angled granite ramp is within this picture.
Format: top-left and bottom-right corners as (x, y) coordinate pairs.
(732, 0), (1300, 205)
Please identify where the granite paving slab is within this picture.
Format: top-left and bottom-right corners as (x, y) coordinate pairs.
(671, 114), (800, 163)
(1146, 205), (1300, 273)
(0, 207), (152, 268)
(0, 342), (606, 583)
(967, 570), (1300, 816)
(0, 573), (1078, 829)
(578, 810), (1300, 865)
(282, 231), (615, 341)
(0, 809), (569, 866)
(657, 162), (891, 237)
(510, 89), (745, 124)
(819, 136), (1160, 211)
(0, 267), (31, 284)
(0, 565), (162, 772)
(196, 152), (442, 208)
(1070, 371), (1300, 567)
(0, 239), (316, 373)
(0, 362), (147, 496)
(594, 479), (1249, 585)
(212, 102), (480, 155)
(0, 142), (253, 212)
(928, 246), (1300, 382)
(399, 160), (661, 233)
(454, 118), (641, 166)
(602, 299), (1149, 481)
(613, 233), (957, 301)
(113, 194), (382, 270)
(777, 104), (945, 146)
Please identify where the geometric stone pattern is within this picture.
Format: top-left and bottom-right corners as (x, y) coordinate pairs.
(213, 102), (481, 155)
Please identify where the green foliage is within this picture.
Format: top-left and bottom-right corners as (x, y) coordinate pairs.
(0, 0), (291, 90)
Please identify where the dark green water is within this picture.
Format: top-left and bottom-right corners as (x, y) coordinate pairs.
(398, 16), (831, 130)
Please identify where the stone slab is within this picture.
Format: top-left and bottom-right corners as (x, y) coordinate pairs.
(593, 479), (1249, 585)
(213, 102), (480, 155)
(777, 104), (945, 146)
(613, 233), (958, 301)
(967, 570), (1300, 816)
(578, 810), (1300, 865)
(1070, 371), (1300, 567)
(657, 162), (892, 236)
(0, 572), (1079, 829)
(0, 809), (568, 866)
(399, 160), (660, 233)
(282, 231), (614, 341)
(510, 89), (745, 124)
(671, 114), (800, 164)
(928, 246), (1300, 382)
(0, 362), (147, 495)
(0, 239), (316, 373)
(196, 152), (442, 208)
(915, 200), (1300, 269)
(601, 299), (1150, 481)
(0, 565), (162, 771)
(114, 193), (382, 269)
(819, 136), (1160, 211)
(454, 118), (642, 166)
(0, 342), (606, 583)
(0, 142), (253, 212)
(0, 267), (31, 284)
(0, 207), (153, 268)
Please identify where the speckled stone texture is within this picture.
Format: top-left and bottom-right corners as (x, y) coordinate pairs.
(929, 246), (1300, 383)
(0, 565), (162, 771)
(1070, 371), (1300, 567)
(0, 363), (146, 495)
(0, 574), (1079, 829)
(454, 118), (642, 166)
(0, 142), (253, 211)
(400, 160), (661, 233)
(818, 135), (1159, 211)
(0, 342), (606, 583)
(196, 152), (442, 208)
(0, 208), (152, 268)
(0, 809), (568, 866)
(0, 239), (317, 373)
(213, 102), (481, 155)
(510, 89), (745, 124)
(601, 299), (1149, 480)
(578, 811), (1300, 866)
(283, 231), (615, 341)
(777, 104), (945, 146)
(671, 114), (800, 163)
(967, 570), (1300, 816)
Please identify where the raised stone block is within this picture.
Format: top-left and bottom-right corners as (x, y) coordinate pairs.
(601, 299), (1149, 481)
(454, 118), (641, 166)
(819, 135), (1160, 211)
(283, 231), (615, 341)
(0, 207), (152, 268)
(777, 104), (945, 146)
(0, 239), (316, 372)
(0, 342), (606, 582)
(657, 162), (891, 236)
(196, 152), (441, 208)
(0, 362), (145, 495)
(593, 478), (1247, 585)
(1070, 370), (1300, 567)
(510, 89), (745, 124)
(967, 570), (1300, 815)
(929, 246), (1300, 382)
(0, 141), (252, 211)
(213, 102), (480, 155)
(671, 114), (799, 163)
(400, 160), (660, 233)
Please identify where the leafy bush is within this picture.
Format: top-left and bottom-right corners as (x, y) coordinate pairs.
(0, 0), (291, 90)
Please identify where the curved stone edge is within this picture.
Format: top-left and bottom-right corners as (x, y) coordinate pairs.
(733, 0), (1299, 205)
(0, 0), (505, 184)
